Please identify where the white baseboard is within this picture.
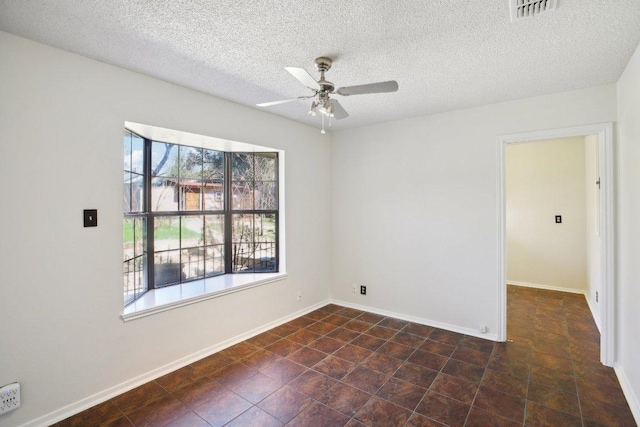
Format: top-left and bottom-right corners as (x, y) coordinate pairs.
(507, 281), (602, 332)
(507, 280), (585, 294)
(20, 300), (330, 427)
(329, 298), (498, 342)
(583, 293), (601, 332)
(614, 365), (640, 426)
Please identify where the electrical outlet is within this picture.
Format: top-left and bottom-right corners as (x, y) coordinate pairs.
(352, 284), (357, 293)
(479, 324), (487, 333)
(360, 285), (367, 295)
(0, 382), (20, 414)
(296, 291), (302, 301)
(596, 291), (598, 303)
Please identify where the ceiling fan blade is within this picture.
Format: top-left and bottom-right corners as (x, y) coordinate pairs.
(331, 100), (349, 120)
(256, 96), (312, 107)
(336, 80), (398, 96)
(285, 67), (321, 91)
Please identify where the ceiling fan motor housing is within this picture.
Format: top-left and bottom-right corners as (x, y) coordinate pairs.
(314, 57), (335, 93)
(314, 57), (332, 72)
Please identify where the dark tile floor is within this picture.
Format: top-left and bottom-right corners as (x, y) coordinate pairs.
(56, 286), (637, 426)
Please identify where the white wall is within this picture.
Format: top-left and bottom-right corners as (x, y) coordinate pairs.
(331, 85), (616, 338)
(584, 135), (601, 325)
(616, 40), (640, 422)
(506, 138), (588, 292)
(3, 27), (637, 427)
(0, 32), (331, 427)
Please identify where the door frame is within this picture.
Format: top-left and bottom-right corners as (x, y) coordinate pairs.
(497, 123), (615, 366)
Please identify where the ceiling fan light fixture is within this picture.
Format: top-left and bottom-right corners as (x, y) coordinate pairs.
(319, 98), (334, 116)
(308, 101), (318, 116)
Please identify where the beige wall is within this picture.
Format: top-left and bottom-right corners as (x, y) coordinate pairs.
(506, 138), (588, 292)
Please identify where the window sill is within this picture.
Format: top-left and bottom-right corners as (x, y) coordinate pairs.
(121, 272), (288, 322)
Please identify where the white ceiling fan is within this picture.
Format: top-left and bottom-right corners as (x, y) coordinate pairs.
(257, 57), (399, 133)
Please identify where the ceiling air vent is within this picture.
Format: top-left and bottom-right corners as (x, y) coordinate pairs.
(510, 0), (557, 21)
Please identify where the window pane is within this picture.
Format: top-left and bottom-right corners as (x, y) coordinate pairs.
(232, 182), (254, 210)
(205, 215), (224, 245)
(204, 185), (224, 210)
(232, 243), (252, 272)
(134, 217), (146, 257)
(254, 243), (276, 272)
(124, 255), (147, 304)
(182, 248), (204, 281)
(255, 182), (277, 210)
(155, 250), (182, 286)
(179, 146), (203, 179)
(255, 153), (277, 181)
(152, 142), (178, 177)
(233, 214), (255, 272)
(123, 131), (132, 171)
(123, 172), (132, 213)
(154, 216), (180, 251)
(203, 149), (224, 181)
(131, 173), (144, 212)
(151, 178), (178, 211)
(254, 214), (276, 243)
(233, 214), (254, 243)
(123, 218), (134, 261)
(204, 149), (224, 210)
(181, 215), (204, 249)
(123, 259), (134, 304)
(133, 255), (147, 297)
(131, 134), (144, 174)
(205, 245), (224, 276)
(181, 182), (202, 211)
(232, 153), (253, 181)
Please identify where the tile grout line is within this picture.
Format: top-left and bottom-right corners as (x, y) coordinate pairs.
(461, 341), (495, 427)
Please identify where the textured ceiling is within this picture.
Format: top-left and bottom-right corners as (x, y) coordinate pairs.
(1, 0), (639, 131)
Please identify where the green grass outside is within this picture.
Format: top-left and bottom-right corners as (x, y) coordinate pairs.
(124, 219), (219, 243)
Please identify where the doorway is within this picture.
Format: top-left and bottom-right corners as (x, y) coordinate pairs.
(497, 123), (614, 366)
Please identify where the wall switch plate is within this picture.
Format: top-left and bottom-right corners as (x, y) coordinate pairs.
(296, 291), (302, 301)
(360, 286), (367, 295)
(0, 382), (20, 414)
(84, 209), (98, 227)
(352, 284), (357, 293)
(596, 291), (598, 302)
(555, 215), (562, 223)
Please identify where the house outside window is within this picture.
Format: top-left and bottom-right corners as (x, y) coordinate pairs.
(123, 128), (279, 307)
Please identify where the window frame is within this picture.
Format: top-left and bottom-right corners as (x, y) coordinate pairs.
(124, 128), (280, 307)
(123, 130), (149, 305)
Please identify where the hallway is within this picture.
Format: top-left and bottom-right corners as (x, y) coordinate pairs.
(506, 285), (635, 426)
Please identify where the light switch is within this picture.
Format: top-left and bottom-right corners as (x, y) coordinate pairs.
(84, 209), (98, 227)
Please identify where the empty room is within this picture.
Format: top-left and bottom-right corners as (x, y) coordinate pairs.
(1, 1), (639, 426)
